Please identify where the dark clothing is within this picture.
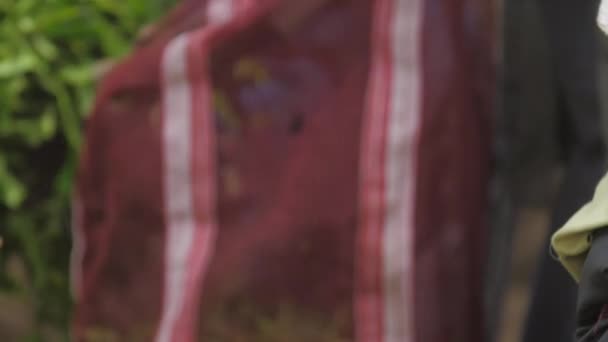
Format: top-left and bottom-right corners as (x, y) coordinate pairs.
(509, 0), (607, 341)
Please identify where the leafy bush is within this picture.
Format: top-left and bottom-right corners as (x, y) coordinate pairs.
(0, 0), (175, 338)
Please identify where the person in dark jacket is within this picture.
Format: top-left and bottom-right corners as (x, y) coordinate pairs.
(517, 0), (607, 341)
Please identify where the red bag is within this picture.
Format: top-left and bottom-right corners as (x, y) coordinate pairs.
(72, 0), (494, 341)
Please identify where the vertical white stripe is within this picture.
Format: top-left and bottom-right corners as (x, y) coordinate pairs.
(156, 33), (196, 342)
(207, 0), (234, 24)
(599, 0), (608, 35)
(382, 0), (422, 340)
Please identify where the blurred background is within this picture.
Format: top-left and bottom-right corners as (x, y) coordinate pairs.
(0, 0), (606, 341)
(0, 1), (176, 340)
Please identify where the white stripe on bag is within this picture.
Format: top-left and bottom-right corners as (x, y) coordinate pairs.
(156, 33), (196, 342)
(382, 0), (422, 340)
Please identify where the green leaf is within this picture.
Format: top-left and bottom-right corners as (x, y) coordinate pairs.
(59, 63), (94, 85)
(33, 7), (81, 32)
(17, 17), (36, 34)
(14, 0), (37, 14)
(0, 159), (27, 209)
(39, 108), (57, 138)
(31, 36), (59, 61)
(0, 54), (37, 78)
(4, 183), (26, 209)
(54, 157), (74, 197)
(92, 15), (131, 56)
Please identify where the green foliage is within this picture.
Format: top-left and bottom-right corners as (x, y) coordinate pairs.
(0, 0), (175, 338)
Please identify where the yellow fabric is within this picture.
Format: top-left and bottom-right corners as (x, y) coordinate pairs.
(552, 173), (608, 282)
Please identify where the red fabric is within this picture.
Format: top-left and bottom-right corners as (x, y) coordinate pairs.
(72, 0), (494, 341)
(414, 0), (493, 340)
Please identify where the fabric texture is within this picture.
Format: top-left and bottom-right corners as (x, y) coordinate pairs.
(71, 0), (494, 341)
